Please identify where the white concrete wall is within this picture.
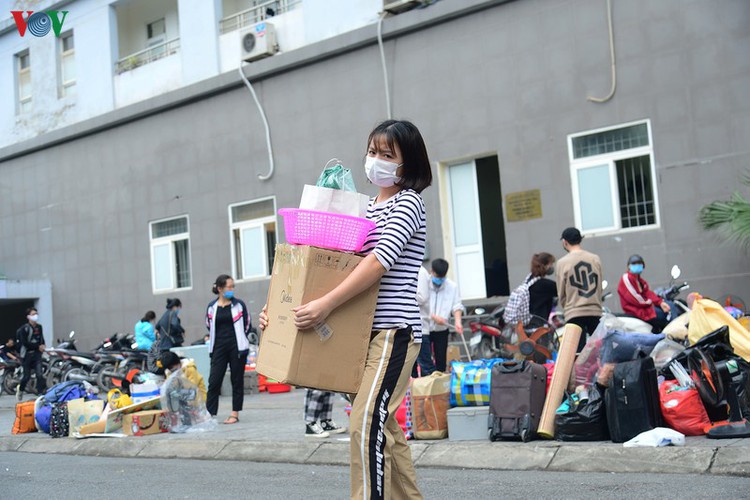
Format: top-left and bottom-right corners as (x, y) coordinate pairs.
(0, 0), (117, 149)
(114, 53), (182, 108)
(178, 0), (221, 85)
(303, 0), (381, 44)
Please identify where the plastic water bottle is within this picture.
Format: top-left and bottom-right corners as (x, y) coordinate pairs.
(247, 344), (258, 369)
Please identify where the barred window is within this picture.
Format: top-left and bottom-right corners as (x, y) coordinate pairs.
(568, 121), (659, 234)
(150, 216), (192, 292)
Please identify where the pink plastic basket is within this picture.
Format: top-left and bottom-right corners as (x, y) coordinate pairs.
(279, 208), (375, 253)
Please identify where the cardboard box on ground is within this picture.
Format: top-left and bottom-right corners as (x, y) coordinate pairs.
(257, 244), (379, 394)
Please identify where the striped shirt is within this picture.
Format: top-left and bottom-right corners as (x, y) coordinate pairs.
(361, 189), (427, 343)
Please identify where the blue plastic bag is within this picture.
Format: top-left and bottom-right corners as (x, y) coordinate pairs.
(449, 358), (505, 407)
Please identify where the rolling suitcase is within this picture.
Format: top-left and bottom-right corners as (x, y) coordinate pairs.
(605, 356), (663, 443)
(489, 360), (547, 442)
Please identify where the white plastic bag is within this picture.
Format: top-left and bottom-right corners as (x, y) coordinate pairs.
(649, 338), (685, 370)
(623, 427), (685, 447)
(160, 367), (216, 433)
(299, 185), (370, 218)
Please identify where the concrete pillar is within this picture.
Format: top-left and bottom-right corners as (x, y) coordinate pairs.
(177, 0), (221, 85)
(76, 4), (117, 116)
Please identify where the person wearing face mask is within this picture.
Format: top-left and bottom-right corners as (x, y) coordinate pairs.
(134, 310), (157, 351)
(15, 307), (46, 401)
(427, 258), (465, 374)
(527, 252), (558, 326)
(617, 255), (670, 333)
(205, 274), (251, 424)
(156, 298), (185, 353)
(557, 227), (603, 352)
(260, 119), (432, 499)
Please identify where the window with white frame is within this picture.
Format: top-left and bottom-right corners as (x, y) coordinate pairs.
(229, 198), (277, 280)
(16, 50), (31, 113)
(59, 31), (76, 97)
(568, 120), (659, 234)
(150, 216), (192, 292)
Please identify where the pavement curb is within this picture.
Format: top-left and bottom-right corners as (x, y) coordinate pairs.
(1, 436), (749, 477)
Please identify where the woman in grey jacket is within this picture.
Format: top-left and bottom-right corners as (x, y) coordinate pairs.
(205, 274), (251, 424)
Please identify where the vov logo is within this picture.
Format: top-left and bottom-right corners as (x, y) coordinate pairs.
(11, 10), (69, 37)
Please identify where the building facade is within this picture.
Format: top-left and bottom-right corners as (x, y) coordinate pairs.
(1, 0), (748, 347)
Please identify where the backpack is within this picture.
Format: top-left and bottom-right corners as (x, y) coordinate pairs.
(49, 402), (70, 438)
(503, 275), (540, 326)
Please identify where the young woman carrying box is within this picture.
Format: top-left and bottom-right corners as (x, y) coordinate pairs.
(260, 119), (432, 499)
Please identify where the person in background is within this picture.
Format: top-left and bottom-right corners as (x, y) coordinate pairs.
(260, 119), (431, 498)
(528, 252), (558, 326)
(303, 389), (347, 438)
(134, 311), (156, 351)
(16, 307), (46, 400)
(156, 298), (185, 352)
(617, 254), (671, 333)
(412, 264), (435, 377)
(0, 338), (19, 362)
(556, 227), (603, 352)
(205, 274), (251, 424)
(428, 258), (465, 373)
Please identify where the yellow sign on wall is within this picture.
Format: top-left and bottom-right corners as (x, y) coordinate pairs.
(506, 189), (542, 222)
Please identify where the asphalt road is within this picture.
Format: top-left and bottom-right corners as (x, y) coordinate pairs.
(1, 452), (747, 499)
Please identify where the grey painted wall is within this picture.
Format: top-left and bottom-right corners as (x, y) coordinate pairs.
(1, 0), (748, 347)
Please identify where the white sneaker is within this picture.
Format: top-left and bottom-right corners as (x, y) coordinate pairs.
(320, 419), (347, 434)
(305, 422), (330, 438)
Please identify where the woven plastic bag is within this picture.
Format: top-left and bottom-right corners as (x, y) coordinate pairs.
(316, 159), (356, 192)
(450, 359), (504, 407)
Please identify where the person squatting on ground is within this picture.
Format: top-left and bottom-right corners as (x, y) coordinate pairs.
(156, 298), (185, 352)
(205, 274), (251, 424)
(260, 119), (431, 499)
(134, 310), (157, 351)
(303, 389), (347, 438)
(426, 258), (465, 374)
(617, 254), (671, 333)
(16, 307), (46, 400)
(556, 227), (603, 352)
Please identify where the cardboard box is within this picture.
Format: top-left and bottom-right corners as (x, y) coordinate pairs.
(122, 410), (171, 436)
(78, 419), (106, 436)
(257, 244), (379, 394)
(105, 396), (161, 433)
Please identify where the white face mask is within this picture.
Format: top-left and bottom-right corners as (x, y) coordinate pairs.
(364, 156), (402, 188)
(28, 314), (39, 322)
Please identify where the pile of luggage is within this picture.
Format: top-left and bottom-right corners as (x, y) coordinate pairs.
(403, 296), (750, 444)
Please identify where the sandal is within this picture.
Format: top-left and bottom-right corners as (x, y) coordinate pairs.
(223, 415), (239, 425)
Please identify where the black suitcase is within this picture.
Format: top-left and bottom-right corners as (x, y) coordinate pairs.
(605, 356), (663, 443)
(488, 360), (547, 442)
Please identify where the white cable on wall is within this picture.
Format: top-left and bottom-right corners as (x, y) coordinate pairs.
(239, 62), (275, 181)
(377, 12), (392, 119)
(588, 0), (617, 103)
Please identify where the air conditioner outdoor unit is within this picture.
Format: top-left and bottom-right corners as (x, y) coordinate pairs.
(240, 21), (278, 62)
(383, 0), (426, 15)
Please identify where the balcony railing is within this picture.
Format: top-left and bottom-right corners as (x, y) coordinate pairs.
(115, 38), (181, 74)
(219, 0), (301, 35)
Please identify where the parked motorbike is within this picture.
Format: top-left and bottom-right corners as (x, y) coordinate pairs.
(46, 331), (79, 387)
(468, 304), (558, 362)
(654, 265), (690, 316)
(1, 356), (49, 396)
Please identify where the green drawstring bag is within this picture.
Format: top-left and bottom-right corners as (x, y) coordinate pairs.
(316, 159), (357, 192)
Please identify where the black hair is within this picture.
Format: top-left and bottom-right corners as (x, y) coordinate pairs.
(366, 120), (432, 194)
(160, 351), (181, 370)
(25, 307), (37, 316)
(141, 310), (156, 323)
(431, 258), (449, 277)
(212, 274), (233, 295)
(166, 298), (182, 309)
